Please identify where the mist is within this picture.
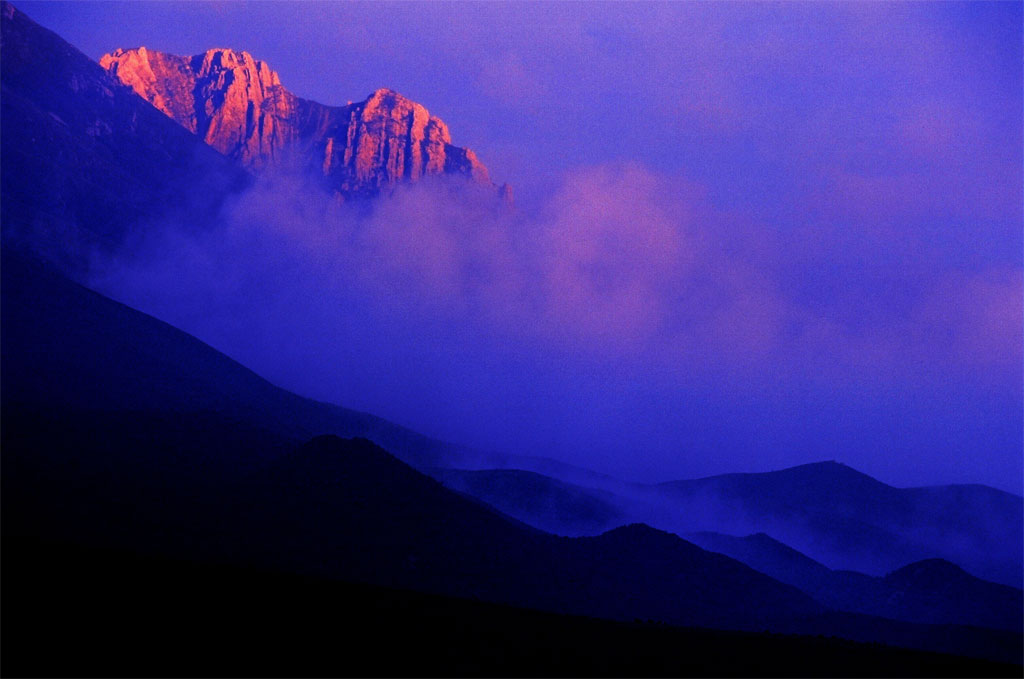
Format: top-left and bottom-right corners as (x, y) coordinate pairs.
(88, 163), (1022, 492)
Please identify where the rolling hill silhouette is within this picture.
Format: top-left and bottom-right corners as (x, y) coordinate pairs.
(2, 251), (819, 629)
(4, 252), (1020, 665)
(688, 531), (1022, 633)
(425, 461), (1022, 593)
(0, 249), (489, 477)
(657, 462), (1023, 588)
(1, 256), (822, 629)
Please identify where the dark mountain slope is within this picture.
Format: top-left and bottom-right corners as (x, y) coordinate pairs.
(881, 559), (1023, 632)
(431, 459), (1022, 596)
(689, 531), (836, 585)
(658, 461), (1023, 588)
(3, 254), (1020, 664)
(0, 1), (246, 269)
(1, 251), (823, 632)
(223, 436), (823, 631)
(688, 531), (1023, 633)
(426, 465), (1024, 634)
(0, 250), (476, 473)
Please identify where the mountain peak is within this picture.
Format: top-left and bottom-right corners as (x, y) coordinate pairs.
(599, 523), (681, 546)
(368, 86), (401, 99)
(103, 45), (275, 81)
(786, 460), (850, 471)
(768, 460), (885, 485)
(200, 46), (253, 62)
(100, 45), (284, 165)
(193, 47), (281, 85)
(886, 558), (971, 583)
(100, 46), (498, 199)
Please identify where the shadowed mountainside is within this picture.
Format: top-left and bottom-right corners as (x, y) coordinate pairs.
(425, 461), (1023, 591)
(3, 251), (1021, 665)
(656, 462), (1023, 588)
(0, 1), (247, 269)
(0, 250), (821, 632)
(687, 531), (1023, 633)
(0, 250), (480, 475)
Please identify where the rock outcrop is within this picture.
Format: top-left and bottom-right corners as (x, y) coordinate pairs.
(100, 47), (504, 200)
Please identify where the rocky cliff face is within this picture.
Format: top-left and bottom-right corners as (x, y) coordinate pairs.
(101, 47), (504, 200)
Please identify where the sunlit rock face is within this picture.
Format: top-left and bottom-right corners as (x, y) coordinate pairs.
(101, 47), (500, 199)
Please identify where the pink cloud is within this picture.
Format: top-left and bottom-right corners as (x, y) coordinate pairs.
(93, 160), (1021, 391)
(913, 269), (1024, 371)
(477, 52), (548, 110)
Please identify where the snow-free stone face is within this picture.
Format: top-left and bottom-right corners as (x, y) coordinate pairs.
(101, 47), (497, 199)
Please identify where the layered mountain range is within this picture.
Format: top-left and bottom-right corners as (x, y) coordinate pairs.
(1, 3), (1021, 675)
(100, 46), (510, 201)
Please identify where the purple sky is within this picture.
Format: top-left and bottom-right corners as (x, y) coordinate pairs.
(21, 1), (1023, 491)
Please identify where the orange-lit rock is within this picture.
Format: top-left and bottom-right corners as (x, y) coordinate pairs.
(100, 47), (499, 199)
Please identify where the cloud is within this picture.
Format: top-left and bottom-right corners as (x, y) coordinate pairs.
(477, 52), (547, 110)
(91, 159), (1023, 381)
(86, 159), (1021, 489)
(914, 268), (1024, 372)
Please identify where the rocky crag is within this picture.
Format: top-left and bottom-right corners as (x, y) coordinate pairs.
(101, 46), (508, 201)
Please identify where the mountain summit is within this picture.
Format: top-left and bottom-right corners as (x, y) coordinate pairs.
(100, 46), (507, 201)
